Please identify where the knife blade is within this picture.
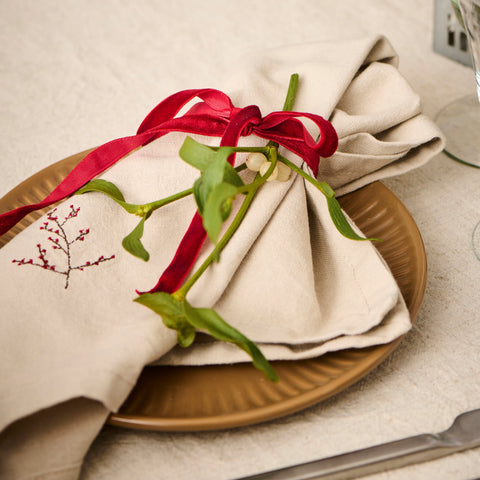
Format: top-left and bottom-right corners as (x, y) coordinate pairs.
(234, 409), (480, 480)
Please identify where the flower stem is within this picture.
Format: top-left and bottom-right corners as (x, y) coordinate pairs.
(266, 73), (299, 152)
(176, 184), (258, 298)
(282, 73), (299, 111)
(278, 153), (335, 198)
(140, 164), (248, 214)
(210, 146), (270, 154)
(145, 187), (193, 211)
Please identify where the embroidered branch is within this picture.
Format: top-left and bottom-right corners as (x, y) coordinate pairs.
(12, 205), (115, 289)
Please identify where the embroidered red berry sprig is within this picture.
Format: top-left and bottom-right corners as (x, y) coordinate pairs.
(12, 205), (115, 289)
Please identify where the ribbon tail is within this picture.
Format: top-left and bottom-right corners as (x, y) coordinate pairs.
(0, 132), (158, 237)
(0, 203), (51, 237)
(144, 212), (206, 294)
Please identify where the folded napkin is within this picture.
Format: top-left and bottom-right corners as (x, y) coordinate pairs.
(0, 35), (444, 480)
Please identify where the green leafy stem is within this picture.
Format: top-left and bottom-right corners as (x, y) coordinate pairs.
(75, 74), (377, 382)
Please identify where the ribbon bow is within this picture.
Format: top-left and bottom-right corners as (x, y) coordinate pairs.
(0, 88), (338, 293)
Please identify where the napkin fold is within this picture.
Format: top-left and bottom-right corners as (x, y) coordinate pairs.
(0, 35), (444, 480)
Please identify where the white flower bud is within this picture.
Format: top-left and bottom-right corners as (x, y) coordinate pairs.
(259, 161), (279, 181)
(276, 162), (291, 182)
(246, 152), (268, 172)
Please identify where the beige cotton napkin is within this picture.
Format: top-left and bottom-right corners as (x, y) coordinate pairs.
(0, 35), (444, 480)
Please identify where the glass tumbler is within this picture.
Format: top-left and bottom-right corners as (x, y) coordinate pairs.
(436, 0), (480, 167)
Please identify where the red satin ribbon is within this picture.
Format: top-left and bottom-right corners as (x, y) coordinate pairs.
(0, 88), (338, 293)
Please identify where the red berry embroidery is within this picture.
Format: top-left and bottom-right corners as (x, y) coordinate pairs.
(12, 205), (115, 289)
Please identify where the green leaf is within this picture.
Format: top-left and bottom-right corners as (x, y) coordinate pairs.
(192, 152), (225, 215)
(277, 155), (379, 242)
(318, 181), (335, 198)
(75, 179), (138, 214)
(319, 181), (378, 241)
(181, 140), (244, 219)
(184, 303), (279, 382)
(179, 138), (245, 187)
(326, 196), (378, 241)
(76, 179), (126, 201)
(136, 291), (184, 319)
(135, 292), (278, 381)
(202, 182), (237, 244)
(223, 162), (244, 188)
(220, 196), (233, 221)
(122, 216), (150, 261)
(194, 177), (211, 216)
(193, 177), (205, 214)
(193, 147), (239, 227)
(179, 137), (217, 171)
(134, 292), (196, 347)
(201, 148), (234, 192)
(175, 322), (196, 348)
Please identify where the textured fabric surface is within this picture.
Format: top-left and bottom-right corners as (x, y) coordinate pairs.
(0, 1), (479, 480)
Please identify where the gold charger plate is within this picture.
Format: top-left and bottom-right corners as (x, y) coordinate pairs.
(0, 149), (427, 431)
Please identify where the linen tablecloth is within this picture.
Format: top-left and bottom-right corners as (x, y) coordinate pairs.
(0, 1), (479, 479)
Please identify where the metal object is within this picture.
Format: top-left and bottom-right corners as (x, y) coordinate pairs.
(235, 409), (480, 480)
(434, 0), (473, 66)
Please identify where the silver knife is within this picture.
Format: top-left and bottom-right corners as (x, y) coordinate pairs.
(234, 409), (480, 480)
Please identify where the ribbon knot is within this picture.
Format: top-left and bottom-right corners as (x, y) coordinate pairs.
(240, 117), (257, 137)
(0, 87), (338, 294)
(225, 105), (263, 141)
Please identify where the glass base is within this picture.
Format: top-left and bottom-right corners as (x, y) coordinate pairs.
(435, 94), (480, 168)
(473, 220), (480, 261)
